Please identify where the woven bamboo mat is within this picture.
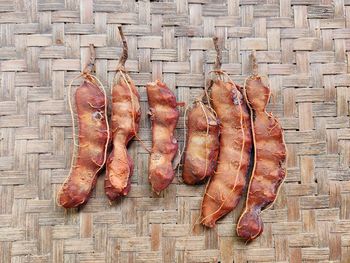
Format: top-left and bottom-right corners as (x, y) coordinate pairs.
(0, 0), (350, 262)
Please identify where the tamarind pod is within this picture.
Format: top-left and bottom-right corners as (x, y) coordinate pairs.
(58, 80), (109, 208)
(237, 76), (287, 241)
(105, 75), (141, 200)
(182, 102), (220, 185)
(147, 80), (180, 194)
(201, 80), (252, 227)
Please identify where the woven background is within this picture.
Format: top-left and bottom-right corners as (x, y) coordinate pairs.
(1, 0), (350, 262)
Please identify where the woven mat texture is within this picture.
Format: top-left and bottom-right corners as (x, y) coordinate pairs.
(1, 0), (350, 262)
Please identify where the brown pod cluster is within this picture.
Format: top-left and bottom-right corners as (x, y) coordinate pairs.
(236, 76), (287, 241)
(147, 80), (180, 193)
(182, 101), (220, 184)
(58, 78), (109, 208)
(105, 75), (140, 200)
(201, 80), (252, 227)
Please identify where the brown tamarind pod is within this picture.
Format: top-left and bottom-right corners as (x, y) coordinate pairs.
(199, 37), (252, 227)
(236, 75), (287, 241)
(182, 101), (220, 185)
(105, 26), (141, 200)
(201, 80), (252, 227)
(147, 80), (180, 194)
(105, 75), (140, 200)
(57, 45), (109, 208)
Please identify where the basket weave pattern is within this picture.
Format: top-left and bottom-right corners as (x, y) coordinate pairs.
(0, 0), (350, 262)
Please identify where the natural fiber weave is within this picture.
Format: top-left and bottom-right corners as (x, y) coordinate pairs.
(0, 0), (349, 262)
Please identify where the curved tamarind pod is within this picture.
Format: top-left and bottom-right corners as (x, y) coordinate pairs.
(201, 80), (252, 227)
(105, 75), (141, 200)
(237, 76), (287, 241)
(58, 80), (109, 208)
(147, 80), (180, 193)
(182, 102), (220, 185)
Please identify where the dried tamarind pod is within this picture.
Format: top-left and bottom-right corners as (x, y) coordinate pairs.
(200, 37), (252, 227)
(105, 75), (140, 199)
(182, 100), (220, 185)
(236, 56), (287, 241)
(57, 45), (110, 208)
(201, 80), (252, 227)
(147, 80), (180, 193)
(105, 26), (141, 200)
